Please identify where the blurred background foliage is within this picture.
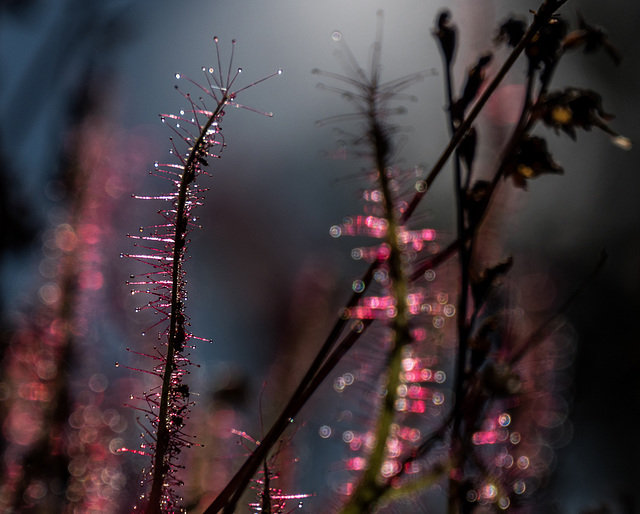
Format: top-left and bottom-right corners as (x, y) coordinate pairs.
(1, 1), (638, 512)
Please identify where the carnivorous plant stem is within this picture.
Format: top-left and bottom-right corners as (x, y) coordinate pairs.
(147, 96), (228, 514)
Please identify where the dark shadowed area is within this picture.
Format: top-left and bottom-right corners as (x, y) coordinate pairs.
(1, 0), (638, 512)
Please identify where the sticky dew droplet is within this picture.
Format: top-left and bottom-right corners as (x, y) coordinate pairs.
(373, 269), (388, 282)
(498, 497), (510, 510)
(175, 73), (181, 80)
(319, 425), (332, 438)
(498, 413), (511, 426)
(415, 180), (427, 193)
(352, 280), (365, 293)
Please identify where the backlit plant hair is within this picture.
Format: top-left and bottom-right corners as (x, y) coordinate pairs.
(120, 38), (280, 513)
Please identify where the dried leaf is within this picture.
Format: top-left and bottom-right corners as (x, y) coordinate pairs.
(504, 136), (563, 190)
(434, 10), (457, 66)
(471, 256), (513, 306)
(563, 13), (622, 65)
(539, 87), (615, 139)
(495, 17), (527, 48)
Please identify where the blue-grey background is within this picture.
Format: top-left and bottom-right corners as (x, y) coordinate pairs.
(1, 0), (638, 512)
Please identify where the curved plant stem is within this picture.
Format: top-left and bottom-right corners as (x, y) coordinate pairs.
(435, 28), (473, 513)
(147, 96), (228, 514)
(205, 266), (374, 514)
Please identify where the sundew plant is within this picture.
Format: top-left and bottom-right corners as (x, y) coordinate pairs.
(0, 0), (637, 513)
(119, 39), (282, 513)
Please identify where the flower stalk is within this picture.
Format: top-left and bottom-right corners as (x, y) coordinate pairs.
(339, 63), (415, 511)
(122, 38), (280, 513)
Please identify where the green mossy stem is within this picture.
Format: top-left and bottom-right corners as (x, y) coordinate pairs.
(380, 461), (451, 504)
(147, 93), (229, 514)
(340, 104), (412, 514)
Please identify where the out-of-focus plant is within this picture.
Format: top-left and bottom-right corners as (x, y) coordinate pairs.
(0, 0), (632, 513)
(204, 1), (630, 513)
(0, 106), (135, 512)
